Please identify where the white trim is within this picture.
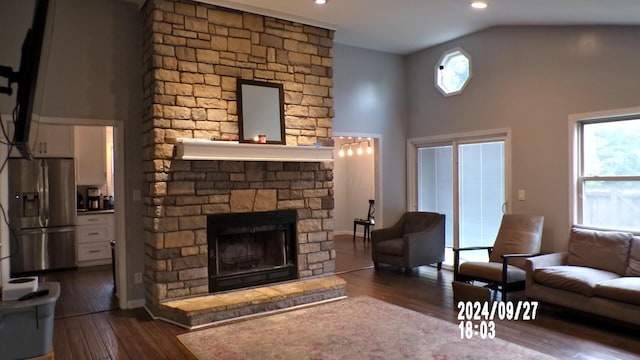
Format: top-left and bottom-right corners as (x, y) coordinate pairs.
(113, 124), (129, 310)
(435, 47), (472, 97)
(127, 299), (146, 309)
(407, 128), (510, 147)
(198, 0), (336, 31)
(333, 132), (384, 228)
(31, 117), (131, 310)
(568, 106), (640, 231)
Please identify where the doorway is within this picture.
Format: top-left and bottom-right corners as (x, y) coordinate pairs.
(31, 118), (128, 313)
(332, 136), (379, 237)
(408, 129), (511, 267)
(40, 124), (118, 318)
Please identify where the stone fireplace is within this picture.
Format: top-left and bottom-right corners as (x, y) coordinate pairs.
(141, 0), (343, 324)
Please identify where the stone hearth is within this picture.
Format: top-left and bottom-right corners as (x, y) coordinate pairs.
(141, 0), (339, 324)
(155, 275), (346, 329)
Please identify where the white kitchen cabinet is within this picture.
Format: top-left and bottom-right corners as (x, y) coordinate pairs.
(76, 212), (114, 266)
(5, 121), (74, 158)
(75, 126), (107, 186)
(31, 123), (75, 157)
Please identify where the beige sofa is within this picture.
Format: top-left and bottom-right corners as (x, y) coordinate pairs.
(526, 226), (640, 326)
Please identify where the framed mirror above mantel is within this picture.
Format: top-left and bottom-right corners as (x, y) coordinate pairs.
(237, 79), (286, 145)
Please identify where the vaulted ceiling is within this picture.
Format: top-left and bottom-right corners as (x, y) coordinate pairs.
(195, 0), (640, 55)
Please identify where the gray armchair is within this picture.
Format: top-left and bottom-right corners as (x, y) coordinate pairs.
(371, 212), (445, 274)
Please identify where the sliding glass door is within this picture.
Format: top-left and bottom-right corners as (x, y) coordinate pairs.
(416, 136), (507, 266)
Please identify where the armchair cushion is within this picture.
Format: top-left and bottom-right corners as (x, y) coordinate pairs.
(459, 261), (526, 283)
(568, 227), (632, 275)
(489, 215), (544, 269)
(533, 265), (619, 296)
(376, 238), (404, 256)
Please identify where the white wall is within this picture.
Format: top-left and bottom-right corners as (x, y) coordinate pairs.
(333, 138), (375, 234)
(333, 44), (406, 227)
(405, 26), (640, 252)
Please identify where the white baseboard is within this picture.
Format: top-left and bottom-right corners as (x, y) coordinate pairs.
(127, 298), (146, 309)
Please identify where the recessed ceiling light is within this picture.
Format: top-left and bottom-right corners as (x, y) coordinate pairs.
(470, 1), (488, 9)
(314, 0), (327, 4)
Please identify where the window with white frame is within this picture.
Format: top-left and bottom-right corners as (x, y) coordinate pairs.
(576, 117), (640, 231)
(435, 47), (471, 96)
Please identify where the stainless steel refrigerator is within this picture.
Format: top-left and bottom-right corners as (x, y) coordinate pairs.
(8, 157), (76, 275)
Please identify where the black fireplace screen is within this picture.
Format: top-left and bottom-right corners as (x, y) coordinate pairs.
(207, 210), (297, 292)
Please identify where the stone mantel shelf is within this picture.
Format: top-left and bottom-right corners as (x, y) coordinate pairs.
(174, 138), (334, 162)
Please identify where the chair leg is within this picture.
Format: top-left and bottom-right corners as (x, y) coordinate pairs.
(373, 261), (379, 270)
(404, 267), (412, 276)
(364, 224), (369, 244)
(437, 262), (442, 271)
(353, 223), (357, 243)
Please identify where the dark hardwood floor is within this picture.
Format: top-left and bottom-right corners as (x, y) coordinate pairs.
(48, 235), (640, 359)
(40, 265), (118, 319)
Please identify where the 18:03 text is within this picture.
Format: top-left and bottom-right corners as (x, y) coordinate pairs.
(459, 321), (495, 339)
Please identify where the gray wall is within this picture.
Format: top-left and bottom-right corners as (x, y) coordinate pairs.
(333, 44), (407, 227)
(405, 26), (640, 251)
(0, 1), (33, 112)
(40, 0), (141, 121)
(0, 0), (145, 301)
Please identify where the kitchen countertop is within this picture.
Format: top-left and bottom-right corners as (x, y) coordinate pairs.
(77, 209), (114, 215)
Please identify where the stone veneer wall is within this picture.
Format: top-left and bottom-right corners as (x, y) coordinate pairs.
(141, 0), (336, 307)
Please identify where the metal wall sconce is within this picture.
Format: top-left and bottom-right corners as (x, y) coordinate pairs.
(338, 139), (373, 157)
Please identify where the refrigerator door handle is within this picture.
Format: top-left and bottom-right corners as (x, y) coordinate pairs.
(18, 226), (75, 235)
(43, 159), (50, 226)
(36, 159), (46, 228)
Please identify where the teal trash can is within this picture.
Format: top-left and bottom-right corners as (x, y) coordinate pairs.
(0, 282), (60, 359)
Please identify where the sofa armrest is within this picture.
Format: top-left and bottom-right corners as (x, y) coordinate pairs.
(526, 252), (568, 269)
(525, 252), (568, 296)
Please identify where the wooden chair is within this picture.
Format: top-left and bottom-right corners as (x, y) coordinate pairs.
(353, 199), (375, 244)
(453, 214), (544, 301)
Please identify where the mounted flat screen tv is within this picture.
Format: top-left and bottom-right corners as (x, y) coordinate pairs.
(0, 0), (51, 159)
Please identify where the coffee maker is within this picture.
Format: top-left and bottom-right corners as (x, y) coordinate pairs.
(87, 187), (101, 210)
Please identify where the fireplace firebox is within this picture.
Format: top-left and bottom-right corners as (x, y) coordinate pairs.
(207, 210), (298, 292)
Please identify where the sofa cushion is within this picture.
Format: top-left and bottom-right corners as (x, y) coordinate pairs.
(376, 238), (404, 256)
(568, 227), (632, 275)
(627, 237), (640, 276)
(533, 266), (620, 296)
(595, 277), (640, 306)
